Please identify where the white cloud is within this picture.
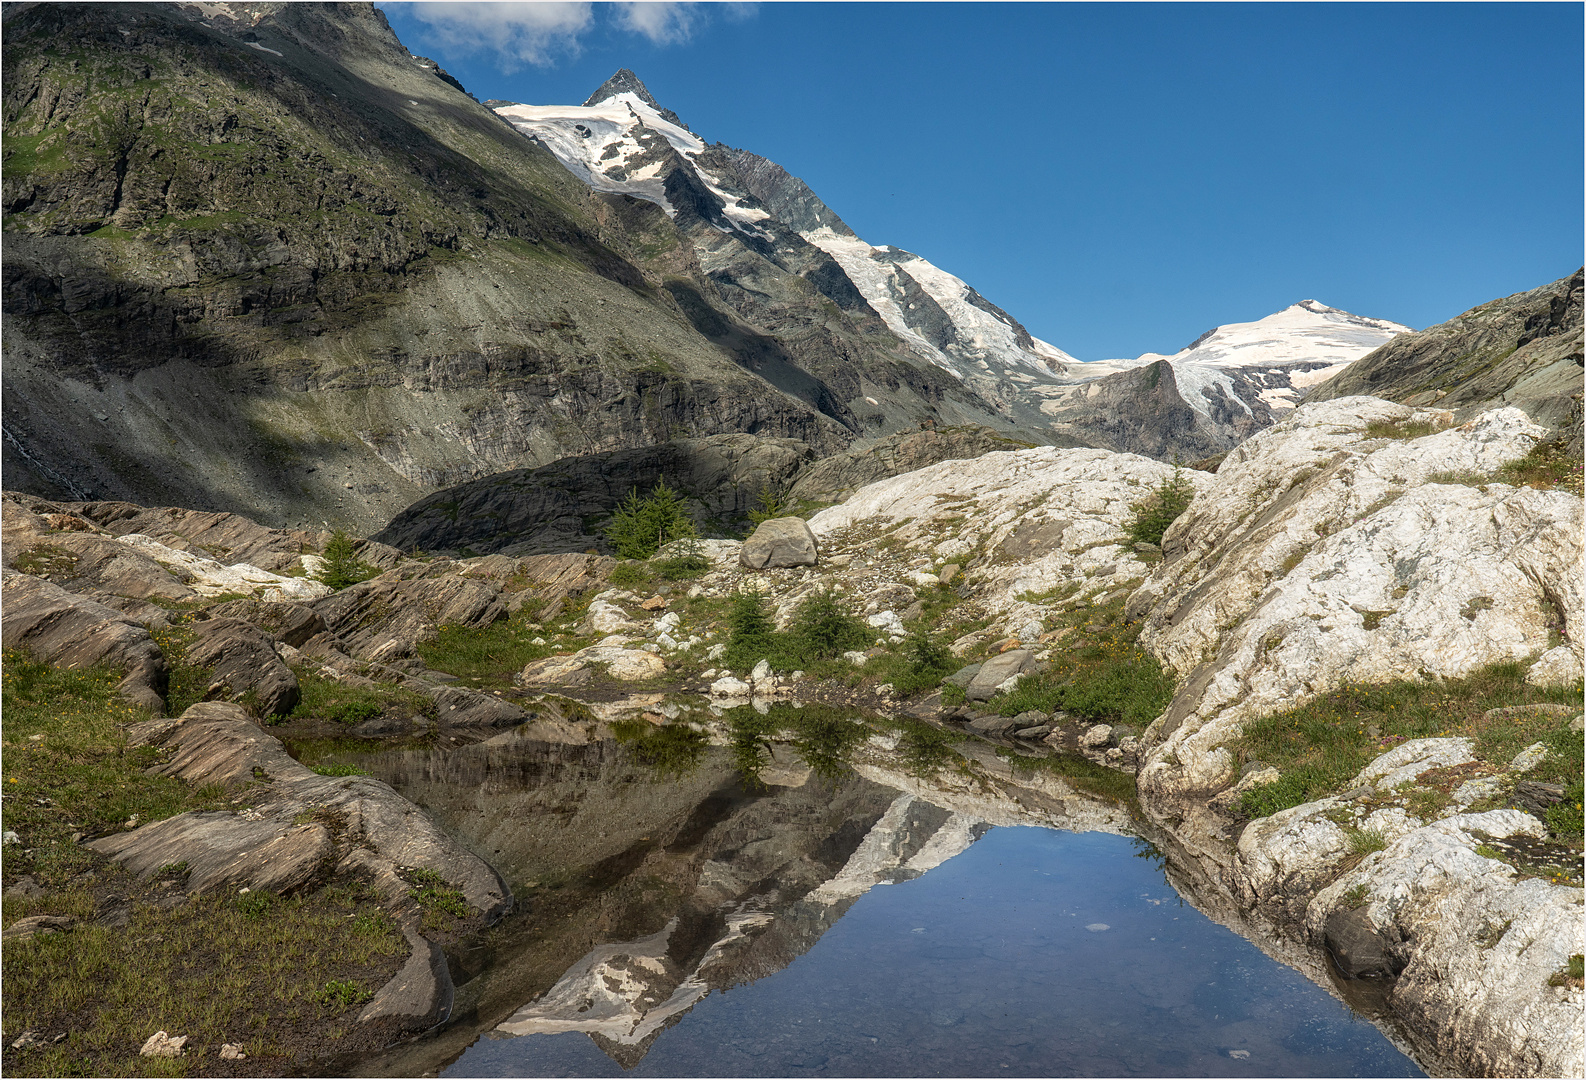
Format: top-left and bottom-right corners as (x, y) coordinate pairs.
(406, 2), (595, 69)
(395, 2), (757, 69)
(611, 2), (704, 46)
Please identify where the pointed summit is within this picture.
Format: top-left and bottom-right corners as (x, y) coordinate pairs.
(583, 68), (659, 109)
(583, 68), (691, 131)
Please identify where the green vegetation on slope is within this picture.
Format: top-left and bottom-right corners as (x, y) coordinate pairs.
(0, 653), (409, 1075)
(1235, 662), (1584, 837)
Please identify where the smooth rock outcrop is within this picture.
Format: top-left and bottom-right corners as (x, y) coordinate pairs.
(0, 568), (168, 711)
(809, 446), (1214, 642)
(313, 560), (506, 662)
(740, 517), (819, 569)
(1133, 399), (1578, 797)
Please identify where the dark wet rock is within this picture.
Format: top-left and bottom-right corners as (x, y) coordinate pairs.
(1323, 907), (1402, 979)
(740, 516), (819, 569)
(964, 649), (1035, 701)
(186, 616), (300, 718)
(204, 599), (325, 648)
(359, 928), (455, 1026)
(1510, 781), (1566, 816)
(0, 568), (168, 712)
(968, 714), (1018, 735)
(313, 560), (507, 661)
(88, 702), (510, 921)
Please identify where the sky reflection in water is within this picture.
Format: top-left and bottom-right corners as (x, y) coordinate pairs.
(448, 827), (1423, 1078)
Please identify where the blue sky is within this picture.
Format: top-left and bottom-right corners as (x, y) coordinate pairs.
(379, 2), (1583, 361)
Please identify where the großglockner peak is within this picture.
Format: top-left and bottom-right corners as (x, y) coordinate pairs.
(494, 71), (1081, 416)
(496, 72), (1411, 458)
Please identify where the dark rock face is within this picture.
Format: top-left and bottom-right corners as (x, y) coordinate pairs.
(0, 568), (169, 712)
(375, 433), (816, 557)
(786, 425), (1032, 503)
(0, 5), (1017, 533)
(1308, 269), (1584, 449)
(1034, 360), (1272, 461)
(1323, 907), (1403, 979)
(185, 615), (301, 718)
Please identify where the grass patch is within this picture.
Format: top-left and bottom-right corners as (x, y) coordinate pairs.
(1236, 661), (1583, 818)
(0, 652), (231, 887)
(1496, 440), (1584, 497)
(1, 881), (405, 1075)
(992, 595), (1175, 727)
(402, 868), (470, 932)
(288, 667), (434, 726)
(1365, 418), (1446, 440)
(415, 612), (575, 686)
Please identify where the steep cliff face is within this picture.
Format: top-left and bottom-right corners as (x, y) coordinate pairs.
(1307, 270), (1584, 450)
(0, 3), (1011, 531)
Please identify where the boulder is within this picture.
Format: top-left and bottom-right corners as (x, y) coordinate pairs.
(186, 617), (301, 718)
(740, 517), (819, 569)
(428, 685), (527, 728)
(964, 649), (1034, 701)
(1, 568), (168, 712)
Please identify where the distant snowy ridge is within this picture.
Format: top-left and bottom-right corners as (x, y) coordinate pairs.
(1071, 299), (1411, 420)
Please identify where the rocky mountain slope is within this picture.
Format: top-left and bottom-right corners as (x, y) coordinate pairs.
(0, 3), (1014, 533)
(1307, 269), (1584, 452)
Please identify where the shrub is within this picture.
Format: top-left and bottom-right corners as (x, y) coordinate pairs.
(604, 481), (697, 559)
(785, 588), (871, 662)
(653, 538), (711, 580)
(1127, 463), (1195, 546)
(891, 624), (957, 694)
(748, 486), (792, 526)
(608, 561), (652, 589)
(316, 529), (379, 590)
(721, 589), (782, 672)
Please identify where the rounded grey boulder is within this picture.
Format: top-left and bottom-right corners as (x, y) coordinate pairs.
(740, 517), (819, 569)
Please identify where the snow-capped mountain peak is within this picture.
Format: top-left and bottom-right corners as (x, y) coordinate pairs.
(495, 71), (1079, 389)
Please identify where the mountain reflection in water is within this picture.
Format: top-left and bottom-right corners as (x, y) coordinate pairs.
(324, 705), (1419, 1078)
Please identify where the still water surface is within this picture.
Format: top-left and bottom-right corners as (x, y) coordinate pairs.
(447, 827), (1421, 1078)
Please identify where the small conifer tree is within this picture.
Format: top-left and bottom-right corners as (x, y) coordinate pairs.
(316, 529), (378, 590)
